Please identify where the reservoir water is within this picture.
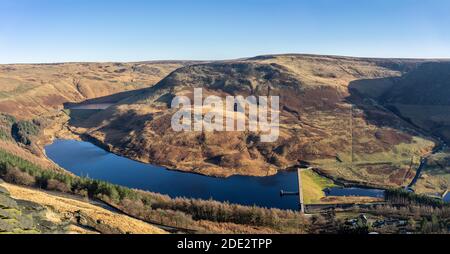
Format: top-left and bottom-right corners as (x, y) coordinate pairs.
(444, 193), (450, 203)
(68, 103), (114, 110)
(45, 139), (300, 210)
(325, 187), (385, 198)
(45, 139), (387, 210)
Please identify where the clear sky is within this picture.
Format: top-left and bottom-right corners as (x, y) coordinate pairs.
(1, 0), (450, 63)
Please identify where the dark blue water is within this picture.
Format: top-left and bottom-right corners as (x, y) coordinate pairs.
(45, 139), (390, 210)
(45, 139), (300, 210)
(444, 193), (450, 203)
(69, 103), (113, 110)
(325, 187), (385, 198)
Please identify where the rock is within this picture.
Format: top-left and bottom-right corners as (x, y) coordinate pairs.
(0, 186), (9, 196)
(16, 199), (46, 212)
(75, 211), (89, 226)
(94, 222), (123, 234)
(0, 187), (76, 234)
(0, 208), (19, 220)
(0, 194), (19, 209)
(0, 219), (15, 232)
(73, 210), (123, 234)
(37, 220), (59, 231)
(15, 214), (34, 230)
(1, 191), (39, 233)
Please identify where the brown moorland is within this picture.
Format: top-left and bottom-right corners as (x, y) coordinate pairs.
(72, 55), (441, 190)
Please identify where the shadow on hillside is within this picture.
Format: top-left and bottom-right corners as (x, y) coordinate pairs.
(348, 77), (413, 130)
(63, 86), (154, 129)
(65, 68), (446, 151)
(346, 76), (435, 140)
(348, 61), (450, 144)
(63, 87), (149, 109)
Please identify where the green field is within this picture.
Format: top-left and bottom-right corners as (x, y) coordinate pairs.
(301, 169), (337, 204)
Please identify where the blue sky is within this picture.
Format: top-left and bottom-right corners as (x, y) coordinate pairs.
(1, 0), (450, 63)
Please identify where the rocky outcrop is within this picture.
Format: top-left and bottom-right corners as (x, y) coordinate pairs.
(0, 181), (43, 233)
(0, 181), (166, 234)
(73, 210), (124, 234)
(0, 178), (116, 234)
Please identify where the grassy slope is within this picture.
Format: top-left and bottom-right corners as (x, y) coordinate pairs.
(415, 148), (450, 194)
(0, 55), (448, 233)
(301, 169), (336, 204)
(79, 55), (435, 190)
(0, 144), (309, 233)
(1, 182), (166, 234)
(0, 62), (188, 119)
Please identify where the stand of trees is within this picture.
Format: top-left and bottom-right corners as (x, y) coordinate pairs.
(385, 189), (447, 207)
(0, 148), (308, 233)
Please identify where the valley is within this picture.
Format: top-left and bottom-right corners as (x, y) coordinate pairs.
(66, 55), (440, 187)
(1, 54), (450, 234)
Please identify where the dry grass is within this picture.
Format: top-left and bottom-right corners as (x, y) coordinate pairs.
(1, 182), (167, 234)
(258, 54), (402, 89)
(0, 139), (56, 169)
(74, 55), (435, 187)
(0, 62), (188, 119)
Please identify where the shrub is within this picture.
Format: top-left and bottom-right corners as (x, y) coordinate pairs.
(75, 189), (89, 198)
(11, 120), (40, 145)
(0, 113), (16, 124)
(0, 148), (308, 232)
(2, 166), (35, 186)
(0, 129), (11, 140)
(119, 198), (146, 217)
(46, 179), (71, 193)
